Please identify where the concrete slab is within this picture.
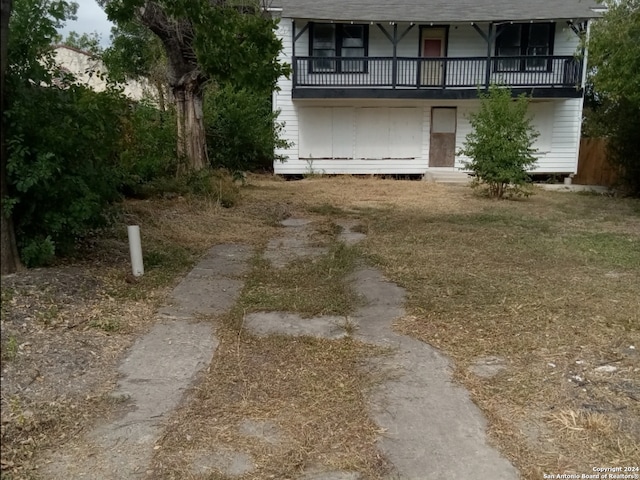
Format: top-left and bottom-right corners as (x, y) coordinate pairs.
(238, 418), (283, 445)
(159, 277), (244, 318)
(191, 449), (255, 477)
(264, 220), (328, 268)
(159, 244), (251, 319)
(193, 244), (252, 276)
(245, 311), (349, 340)
(536, 183), (610, 193)
(43, 244), (251, 479)
(423, 171), (472, 184)
(44, 320), (218, 479)
(336, 219), (367, 246)
(350, 268), (519, 480)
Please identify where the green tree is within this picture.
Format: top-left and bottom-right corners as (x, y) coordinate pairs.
(102, 20), (169, 109)
(205, 84), (291, 173)
(5, 0), (127, 266)
(2, 0), (78, 273)
(58, 30), (103, 54)
(459, 85), (538, 199)
(586, 0), (640, 195)
(105, 0), (288, 173)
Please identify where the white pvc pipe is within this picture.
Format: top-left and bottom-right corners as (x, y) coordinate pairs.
(127, 225), (144, 277)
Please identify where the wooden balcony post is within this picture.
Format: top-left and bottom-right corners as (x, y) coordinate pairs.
(484, 22), (493, 90)
(292, 20), (297, 89)
(392, 23), (398, 89)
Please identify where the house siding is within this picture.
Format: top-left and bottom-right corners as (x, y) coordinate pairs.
(274, 20), (299, 164)
(53, 46), (152, 102)
(292, 21), (580, 60)
(274, 18), (584, 175)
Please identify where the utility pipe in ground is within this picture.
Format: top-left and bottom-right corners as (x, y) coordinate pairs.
(127, 225), (144, 277)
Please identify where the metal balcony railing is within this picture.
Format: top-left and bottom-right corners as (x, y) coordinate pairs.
(293, 56), (582, 90)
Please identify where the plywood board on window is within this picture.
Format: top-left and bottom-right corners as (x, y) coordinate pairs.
(331, 108), (355, 158)
(299, 107), (333, 159)
(388, 108), (423, 159)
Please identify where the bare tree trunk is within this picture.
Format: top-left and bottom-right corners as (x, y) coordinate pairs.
(1, 0), (21, 275)
(174, 78), (208, 174)
(139, 1), (209, 174)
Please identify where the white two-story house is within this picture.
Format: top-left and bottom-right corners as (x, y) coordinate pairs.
(271, 0), (600, 176)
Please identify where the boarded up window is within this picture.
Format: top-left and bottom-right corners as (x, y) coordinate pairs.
(299, 107), (422, 160)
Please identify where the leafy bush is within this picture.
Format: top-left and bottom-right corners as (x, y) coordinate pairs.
(586, 0), (640, 196)
(5, 0), (131, 266)
(205, 85), (290, 173)
(6, 83), (127, 266)
(118, 100), (178, 194)
(459, 85), (538, 199)
(605, 101), (640, 195)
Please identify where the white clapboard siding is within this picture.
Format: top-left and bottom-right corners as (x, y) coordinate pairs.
(274, 20), (299, 163)
(543, 98), (582, 173)
(274, 17), (585, 175)
(554, 24), (582, 56)
(454, 99), (582, 173)
(275, 158), (429, 175)
(292, 21), (580, 59)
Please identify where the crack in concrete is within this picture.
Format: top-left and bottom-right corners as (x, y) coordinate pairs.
(43, 244), (251, 480)
(244, 219), (520, 480)
(43, 218), (519, 480)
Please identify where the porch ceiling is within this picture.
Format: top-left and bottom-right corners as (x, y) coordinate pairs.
(275, 0), (600, 23)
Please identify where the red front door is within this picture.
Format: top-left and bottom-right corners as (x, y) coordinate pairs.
(421, 29), (445, 85)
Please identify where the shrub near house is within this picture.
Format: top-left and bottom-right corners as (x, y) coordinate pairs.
(459, 85), (539, 199)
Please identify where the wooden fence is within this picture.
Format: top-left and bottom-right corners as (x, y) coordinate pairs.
(574, 137), (618, 187)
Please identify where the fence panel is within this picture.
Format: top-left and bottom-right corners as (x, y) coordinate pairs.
(574, 138), (618, 187)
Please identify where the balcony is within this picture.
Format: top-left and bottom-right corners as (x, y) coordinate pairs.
(292, 55), (583, 99)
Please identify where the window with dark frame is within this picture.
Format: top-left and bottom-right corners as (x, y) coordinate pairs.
(310, 23), (368, 73)
(495, 23), (555, 72)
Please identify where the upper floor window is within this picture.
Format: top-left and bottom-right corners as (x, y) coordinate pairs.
(309, 23), (368, 73)
(495, 23), (555, 71)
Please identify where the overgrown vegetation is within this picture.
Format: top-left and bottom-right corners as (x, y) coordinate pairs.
(4, 0), (125, 266)
(2, 0), (288, 268)
(459, 85), (538, 199)
(1, 177), (639, 478)
(205, 84), (290, 174)
(6, 83), (128, 266)
(105, 0), (289, 172)
(118, 100), (178, 189)
(585, 0), (640, 195)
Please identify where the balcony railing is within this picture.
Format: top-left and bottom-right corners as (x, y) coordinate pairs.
(293, 56), (582, 90)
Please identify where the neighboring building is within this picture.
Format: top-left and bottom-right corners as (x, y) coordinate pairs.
(270, 0), (600, 176)
(53, 45), (152, 102)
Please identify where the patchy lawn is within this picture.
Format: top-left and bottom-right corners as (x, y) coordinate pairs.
(1, 175), (639, 479)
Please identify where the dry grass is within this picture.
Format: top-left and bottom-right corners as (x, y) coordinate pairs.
(152, 327), (389, 479)
(237, 243), (361, 319)
(2, 175), (639, 479)
(0, 192), (281, 479)
(152, 224), (386, 478)
(239, 176), (640, 478)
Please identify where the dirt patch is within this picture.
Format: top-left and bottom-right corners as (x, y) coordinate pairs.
(1, 266), (156, 478)
(1, 193), (273, 478)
